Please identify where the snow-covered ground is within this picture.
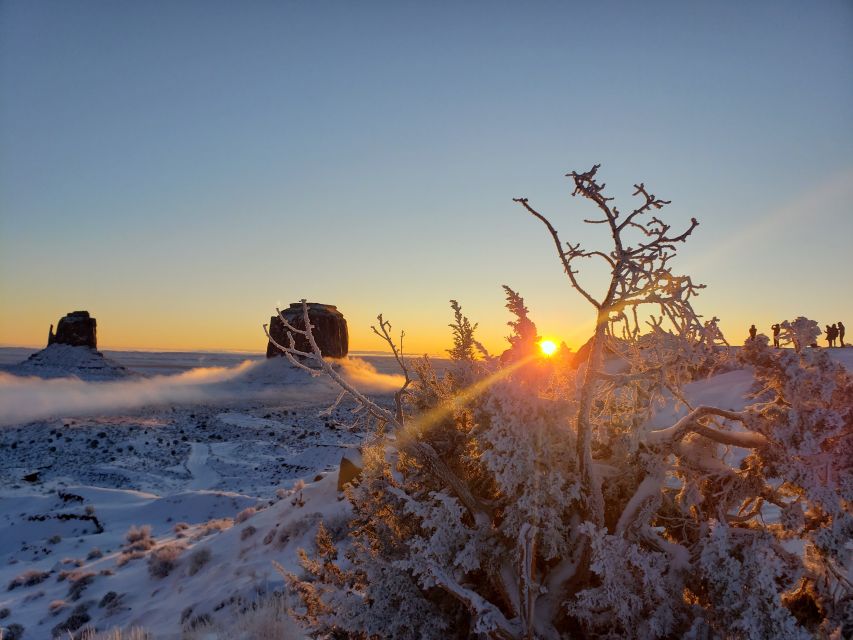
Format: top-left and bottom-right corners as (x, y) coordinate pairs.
(0, 346), (850, 638)
(0, 347), (411, 638)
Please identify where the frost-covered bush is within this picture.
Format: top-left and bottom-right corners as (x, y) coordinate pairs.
(780, 316), (821, 353)
(278, 167), (851, 639)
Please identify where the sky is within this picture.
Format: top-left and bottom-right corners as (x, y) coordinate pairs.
(1, 0), (851, 355)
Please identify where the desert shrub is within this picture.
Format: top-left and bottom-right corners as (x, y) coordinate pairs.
(190, 518), (232, 541)
(98, 591), (124, 611)
(7, 569), (50, 591)
(187, 547), (212, 576)
(147, 543), (185, 578)
(280, 167), (851, 638)
(22, 590), (44, 604)
(241, 525), (258, 541)
(276, 513), (322, 550)
(51, 602), (91, 637)
(66, 571), (96, 601)
(48, 599), (67, 615)
(235, 506), (257, 523)
(115, 550), (145, 567)
(123, 525), (154, 552)
(86, 547), (103, 560)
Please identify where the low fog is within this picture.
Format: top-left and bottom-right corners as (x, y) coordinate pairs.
(0, 358), (405, 425)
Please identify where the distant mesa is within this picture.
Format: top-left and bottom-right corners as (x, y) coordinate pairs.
(6, 310), (132, 380)
(48, 310), (98, 349)
(267, 303), (348, 359)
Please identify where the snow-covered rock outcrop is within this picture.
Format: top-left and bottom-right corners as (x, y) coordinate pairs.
(6, 344), (133, 380)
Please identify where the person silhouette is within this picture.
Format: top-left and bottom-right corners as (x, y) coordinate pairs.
(831, 323), (839, 347)
(748, 324), (757, 341)
(771, 323), (780, 348)
(826, 325), (834, 348)
(839, 321), (846, 347)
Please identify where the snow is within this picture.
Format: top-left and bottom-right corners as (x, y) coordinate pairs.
(4, 344), (134, 380)
(0, 346), (849, 637)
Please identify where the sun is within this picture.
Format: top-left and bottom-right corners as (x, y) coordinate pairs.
(539, 339), (558, 357)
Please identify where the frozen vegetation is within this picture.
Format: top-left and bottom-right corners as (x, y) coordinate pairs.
(1, 167), (850, 639)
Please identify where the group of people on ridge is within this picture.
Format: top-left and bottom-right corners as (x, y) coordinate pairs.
(823, 322), (846, 347)
(747, 322), (846, 348)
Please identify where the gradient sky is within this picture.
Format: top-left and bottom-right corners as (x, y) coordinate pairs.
(2, 0), (851, 355)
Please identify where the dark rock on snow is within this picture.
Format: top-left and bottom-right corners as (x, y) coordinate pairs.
(48, 311), (97, 349)
(267, 303), (348, 359)
(5, 311), (132, 380)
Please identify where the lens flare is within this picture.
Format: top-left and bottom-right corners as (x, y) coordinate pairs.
(539, 339), (557, 356)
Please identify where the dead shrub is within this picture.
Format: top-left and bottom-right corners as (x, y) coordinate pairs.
(8, 569), (50, 591)
(235, 507), (256, 524)
(148, 543), (185, 578)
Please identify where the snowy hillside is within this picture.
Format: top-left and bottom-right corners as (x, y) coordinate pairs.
(6, 344), (134, 381)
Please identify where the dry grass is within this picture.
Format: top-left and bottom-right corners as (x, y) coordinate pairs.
(78, 627), (151, 640)
(190, 518), (233, 542)
(182, 594), (306, 640)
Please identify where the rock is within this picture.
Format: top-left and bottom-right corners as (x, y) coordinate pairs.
(48, 311), (97, 349)
(267, 303), (348, 359)
(337, 450), (363, 491)
(22, 472), (39, 483)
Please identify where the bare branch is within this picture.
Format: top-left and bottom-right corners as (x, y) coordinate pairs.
(513, 197), (601, 308)
(646, 406), (767, 448)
